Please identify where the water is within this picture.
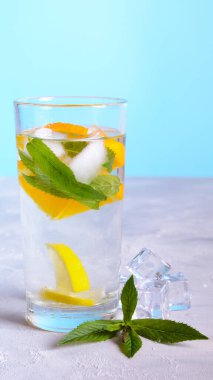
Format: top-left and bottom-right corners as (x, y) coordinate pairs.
(17, 125), (125, 331)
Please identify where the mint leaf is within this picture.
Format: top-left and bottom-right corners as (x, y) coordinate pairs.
(63, 141), (87, 158)
(25, 138), (106, 208)
(121, 275), (137, 323)
(120, 327), (142, 358)
(91, 175), (120, 197)
(23, 172), (100, 209)
(58, 320), (123, 345)
(18, 149), (38, 175)
(131, 319), (209, 344)
(26, 138), (76, 184)
(102, 148), (115, 172)
(23, 174), (69, 199)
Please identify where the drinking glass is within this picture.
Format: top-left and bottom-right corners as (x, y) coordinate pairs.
(14, 96), (127, 332)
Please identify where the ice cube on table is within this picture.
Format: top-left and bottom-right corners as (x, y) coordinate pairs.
(127, 248), (171, 280)
(119, 273), (131, 292)
(115, 308), (139, 320)
(69, 141), (107, 184)
(118, 273), (131, 309)
(138, 280), (170, 319)
(118, 273), (169, 319)
(120, 273), (130, 286)
(135, 307), (151, 319)
(164, 272), (191, 311)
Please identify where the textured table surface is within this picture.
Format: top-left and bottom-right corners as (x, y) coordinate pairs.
(0, 177), (213, 380)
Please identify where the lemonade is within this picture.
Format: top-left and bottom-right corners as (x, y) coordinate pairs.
(16, 120), (125, 332)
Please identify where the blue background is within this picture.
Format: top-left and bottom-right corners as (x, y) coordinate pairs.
(0, 0), (212, 177)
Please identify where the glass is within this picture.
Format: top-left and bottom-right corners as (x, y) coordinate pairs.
(14, 96), (127, 332)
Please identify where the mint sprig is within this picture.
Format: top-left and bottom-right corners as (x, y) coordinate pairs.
(58, 275), (208, 358)
(19, 138), (123, 210)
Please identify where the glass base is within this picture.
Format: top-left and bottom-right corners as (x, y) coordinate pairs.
(26, 296), (118, 332)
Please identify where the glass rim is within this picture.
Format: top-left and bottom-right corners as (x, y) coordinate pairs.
(14, 96), (127, 108)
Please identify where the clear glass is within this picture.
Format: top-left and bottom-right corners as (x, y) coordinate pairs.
(14, 96), (127, 332)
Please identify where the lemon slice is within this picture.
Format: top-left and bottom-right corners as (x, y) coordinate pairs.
(44, 122), (88, 138)
(71, 288), (106, 304)
(104, 139), (125, 169)
(40, 288), (94, 306)
(48, 243), (90, 293)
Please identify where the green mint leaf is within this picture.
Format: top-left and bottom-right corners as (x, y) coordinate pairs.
(25, 138), (106, 208)
(58, 320), (123, 345)
(18, 149), (38, 175)
(63, 141), (87, 158)
(23, 174), (70, 199)
(26, 138), (76, 185)
(91, 175), (120, 197)
(23, 173), (100, 210)
(76, 198), (100, 210)
(102, 148), (115, 172)
(121, 275), (137, 323)
(131, 319), (209, 344)
(120, 327), (142, 358)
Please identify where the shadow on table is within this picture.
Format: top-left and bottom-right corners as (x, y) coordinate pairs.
(0, 288), (33, 329)
(0, 310), (29, 328)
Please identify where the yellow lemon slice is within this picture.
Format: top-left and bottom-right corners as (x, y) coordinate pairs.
(48, 243), (90, 293)
(71, 288), (106, 304)
(40, 288), (94, 306)
(16, 134), (27, 150)
(104, 139), (125, 169)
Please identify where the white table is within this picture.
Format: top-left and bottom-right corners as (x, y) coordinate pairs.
(0, 178), (212, 380)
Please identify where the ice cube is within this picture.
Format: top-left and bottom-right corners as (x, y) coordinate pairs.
(118, 274), (131, 309)
(118, 274), (169, 319)
(127, 248), (171, 280)
(164, 272), (191, 311)
(138, 280), (170, 319)
(69, 141), (107, 184)
(87, 126), (105, 138)
(43, 140), (66, 158)
(33, 127), (53, 139)
(115, 308), (139, 320)
(33, 127), (66, 140)
(134, 307), (151, 319)
(120, 273), (131, 286)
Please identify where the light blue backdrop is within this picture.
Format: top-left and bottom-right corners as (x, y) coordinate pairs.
(0, 0), (212, 177)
